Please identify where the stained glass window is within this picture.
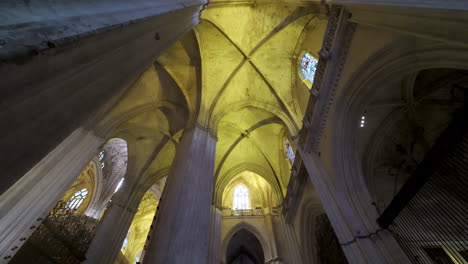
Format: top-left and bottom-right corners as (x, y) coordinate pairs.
(285, 138), (295, 164)
(99, 150), (105, 169)
(300, 52), (318, 85)
(66, 188), (88, 211)
(98, 151), (105, 161)
(233, 185), (249, 210)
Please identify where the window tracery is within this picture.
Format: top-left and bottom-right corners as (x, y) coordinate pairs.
(66, 189), (89, 212)
(300, 52), (318, 88)
(233, 185), (249, 210)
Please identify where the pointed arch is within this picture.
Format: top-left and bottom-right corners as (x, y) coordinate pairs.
(84, 157), (104, 217)
(221, 221), (271, 264)
(214, 163), (283, 208)
(96, 102), (186, 139)
(332, 40), (468, 232)
(210, 101), (299, 136)
(297, 199), (324, 264)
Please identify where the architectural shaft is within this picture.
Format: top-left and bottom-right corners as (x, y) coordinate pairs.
(84, 186), (144, 264)
(0, 128), (104, 262)
(0, 1), (205, 195)
(143, 125), (217, 264)
(208, 205), (222, 264)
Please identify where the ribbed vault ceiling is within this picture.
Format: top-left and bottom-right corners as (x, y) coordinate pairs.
(96, 1), (326, 202)
(197, 3), (323, 201)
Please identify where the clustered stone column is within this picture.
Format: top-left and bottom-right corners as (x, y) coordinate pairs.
(84, 182), (145, 264)
(208, 205), (222, 264)
(264, 213), (279, 262)
(279, 215), (303, 263)
(143, 125), (217, 264)
(0, 128), (104, 262)
(298, 148), (410, 264)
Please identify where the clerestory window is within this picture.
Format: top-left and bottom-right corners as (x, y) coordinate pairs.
(300, 52), (318, 88)
(285, 138), (295, 164)
(233, 185), (250, 210)
(66, 188), (88, 211)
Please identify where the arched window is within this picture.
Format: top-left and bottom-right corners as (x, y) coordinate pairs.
(233, 185), (249, 210)
(285, 138), (295, 164)
(66, 188), (88, 211)
(300, 52), (318, 88)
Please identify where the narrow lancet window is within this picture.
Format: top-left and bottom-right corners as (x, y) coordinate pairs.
(99, 150), (106, 169)
(285, 138), (295, 164)
(233, 185), (249, 210)
(121, 229), (131, 252)
(114, 178), (124, 193)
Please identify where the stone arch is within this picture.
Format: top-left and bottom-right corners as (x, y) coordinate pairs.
(84, 157), (104, 217)
(154, 30), (203, 124)
(362, 68), (467, 212)
(91, 54), (192, 139)
(140, 167), (171, 197)
(210, 101), (299, 137)
(221, 222), (271, 264)
(86, 137), (128, 218)
(197, 9), (320, 135)
(98, 103), (177, 139)
(297, 200), (323, 264)
(331, 40), (468, 232)
(121, 184), (161, 263)
(214, 164), (282, 208)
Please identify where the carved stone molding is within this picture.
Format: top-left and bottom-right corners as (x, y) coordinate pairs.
(300, 6), (356, 154)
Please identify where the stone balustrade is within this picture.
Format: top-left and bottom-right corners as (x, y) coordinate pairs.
(222, 208), (265, 217)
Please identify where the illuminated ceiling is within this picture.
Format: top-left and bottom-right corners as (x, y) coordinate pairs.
(96, 1), (327, 201)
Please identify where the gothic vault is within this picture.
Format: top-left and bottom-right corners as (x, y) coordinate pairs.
(1, 1), (468, 264)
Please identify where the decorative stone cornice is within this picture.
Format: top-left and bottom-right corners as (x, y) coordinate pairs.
(300, 5), (356, 154)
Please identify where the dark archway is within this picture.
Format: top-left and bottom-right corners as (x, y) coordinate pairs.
(226, 229), (264, 264)
(363, 68), (468, 263)
(364, 68), (467, 212)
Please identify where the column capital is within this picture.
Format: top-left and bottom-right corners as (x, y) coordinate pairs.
(183, 122), (218, 142)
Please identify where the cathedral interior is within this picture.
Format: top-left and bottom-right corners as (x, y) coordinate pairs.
(0, 0), (467, 264)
